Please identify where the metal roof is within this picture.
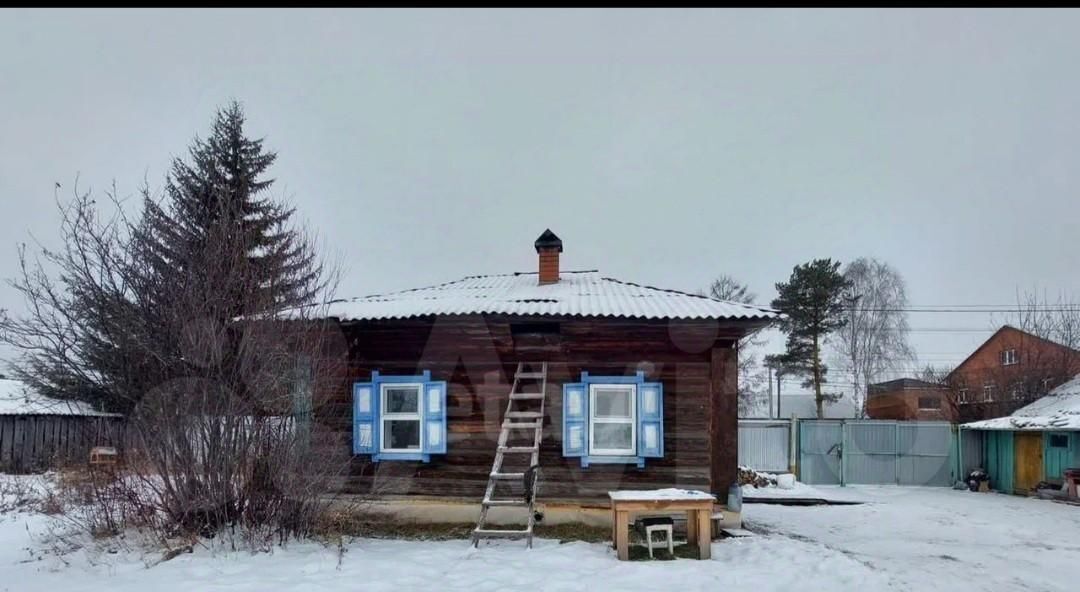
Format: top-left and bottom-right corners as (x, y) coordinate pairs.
(322, 270), (778, 322)
(962, 374), (1080, 431)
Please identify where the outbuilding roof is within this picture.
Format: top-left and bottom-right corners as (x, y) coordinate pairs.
(962, 374), (1080, 431)
(321, 270), (778, 322)
(0, 379), (119, 417)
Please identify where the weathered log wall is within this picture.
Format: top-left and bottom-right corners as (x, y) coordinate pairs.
(315, 315), (745, 502)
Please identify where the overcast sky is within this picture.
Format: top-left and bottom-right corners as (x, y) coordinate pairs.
(2, 9), (1078, 393)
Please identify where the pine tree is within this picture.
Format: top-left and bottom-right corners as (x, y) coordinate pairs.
(771, 259), (853, 418)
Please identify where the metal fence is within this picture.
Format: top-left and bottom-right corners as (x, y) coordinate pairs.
(798, 420), (957, 486)
(741, 419), (966, 486)
(737, 420), (792, 473)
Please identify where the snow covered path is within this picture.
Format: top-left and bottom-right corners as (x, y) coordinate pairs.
(1, 480), (1077, 591)
(745, 486), (1080, 592)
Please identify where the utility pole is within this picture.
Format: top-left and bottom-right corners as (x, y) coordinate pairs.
(776, 368), (783, 419)
(768, 365), (774, 419)
(842, 292), (863, 415)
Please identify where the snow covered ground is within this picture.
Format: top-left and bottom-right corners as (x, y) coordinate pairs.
(0, 476), (1077, 592)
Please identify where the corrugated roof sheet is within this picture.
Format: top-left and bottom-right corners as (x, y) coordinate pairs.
(0, 379), (120, 417)
(962, 374), (1080, 431)
(321, 271), (778, 322)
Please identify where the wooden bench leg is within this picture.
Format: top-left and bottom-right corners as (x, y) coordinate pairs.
(616, 510), (630, 561)
(695, 509), (712, 560)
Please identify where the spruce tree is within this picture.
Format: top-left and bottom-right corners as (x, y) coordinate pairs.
(771, 259), (853, 418)
(139, 102), (320, 322)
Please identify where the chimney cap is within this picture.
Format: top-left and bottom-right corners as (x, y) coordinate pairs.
(534, 229), (563, 253)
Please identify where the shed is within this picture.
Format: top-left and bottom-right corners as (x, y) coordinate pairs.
(962, 374), (1080, 494)
(0, 378), (123, 472)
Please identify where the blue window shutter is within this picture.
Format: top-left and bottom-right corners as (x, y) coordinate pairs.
(563, 382), (587, 457)
(422, 380), (447, 456)
(637, 381), (664, 458)
(353, 382), (377, 455)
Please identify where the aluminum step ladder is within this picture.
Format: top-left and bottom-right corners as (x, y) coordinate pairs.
(472, 362), (547, 548)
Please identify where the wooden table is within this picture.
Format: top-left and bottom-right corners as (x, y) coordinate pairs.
(607, 489), (716, 561)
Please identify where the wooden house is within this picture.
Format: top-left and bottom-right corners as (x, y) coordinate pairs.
(317, 231), (775, 531)
(962, 374), (1080, 494)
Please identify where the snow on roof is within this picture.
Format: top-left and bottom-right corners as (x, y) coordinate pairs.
(963, 375), (1080, 431)
(320, 271), (778, 322)
(0, 379), (118, 417)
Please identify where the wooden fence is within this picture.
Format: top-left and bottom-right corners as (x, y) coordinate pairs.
(0, 415), (125, 473)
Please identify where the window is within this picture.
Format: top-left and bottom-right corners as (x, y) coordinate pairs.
(1049, 434), (1069, 448)
(1001, 349), (1018, 366)
(353, 371), (447, 462)
(562, 372), (663, 468)
(958, 389), (970, 404)
(1009, 382), (1023, 400)
(589, 385), (636, 455)
(983, 381), (996, 402)
(382, 384), (422, 452)
(918, 396), (941, 410)
(1042, 377), (1055, 393)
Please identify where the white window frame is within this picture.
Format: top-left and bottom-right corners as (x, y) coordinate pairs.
(958, 388), (970, 404)
(983, 381), (996, 402)
(380, 383), (424, 453)
(1002, 349), (1018, 366)
(588, 384), (636, 456)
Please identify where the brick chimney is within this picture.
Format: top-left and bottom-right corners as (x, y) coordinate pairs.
(534, 229), (563, 285)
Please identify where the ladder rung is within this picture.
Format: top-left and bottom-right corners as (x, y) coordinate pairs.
(482, 499), (529, 507)
(506, 411), (543, 419)
(490, 472), (525, 479)
(474, 528), (531, 538)
(503, 421), (542, 429)
(510, 393), (545, 400)
(498, 446), (538, 454)
(516, 372), (546, 379)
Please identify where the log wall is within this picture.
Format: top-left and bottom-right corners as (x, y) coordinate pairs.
(315, 315), (746, 503)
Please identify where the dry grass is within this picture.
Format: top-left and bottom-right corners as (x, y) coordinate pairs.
(313, 508), (610, 544)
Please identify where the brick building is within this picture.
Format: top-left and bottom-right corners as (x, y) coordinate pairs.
(866, 378), (953, 421)
(948, 326), (1080, 423)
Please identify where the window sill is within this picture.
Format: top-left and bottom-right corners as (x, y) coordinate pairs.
(580, 455), (645, 469)
(372, 452), (431, 463)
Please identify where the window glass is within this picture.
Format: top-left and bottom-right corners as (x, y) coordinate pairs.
(1049, 434), (1069, 448)
(594, 388), (632, 417)
(918, 397), (941, 410)
(593, 423), (633, 450)
(384, 420), (420, 450)
(385, 386), (419, 414)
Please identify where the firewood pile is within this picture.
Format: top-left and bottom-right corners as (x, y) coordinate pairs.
(737, 466), (777, 488)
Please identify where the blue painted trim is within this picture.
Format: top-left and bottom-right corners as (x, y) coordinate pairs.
(360, 370), (440, 463)
(423, 381), (448, 455)
(574, 371), (659, 469)
(580, 455), (645, 469)
(562, 382), (587, 457)
(352, 382), (376, 455)
(375, 452), (431, 462)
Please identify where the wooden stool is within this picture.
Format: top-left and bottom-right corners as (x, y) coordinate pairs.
(639, 517), (674, 558)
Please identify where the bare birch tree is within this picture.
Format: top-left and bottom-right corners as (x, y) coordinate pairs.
(831, 258), (915, 417)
